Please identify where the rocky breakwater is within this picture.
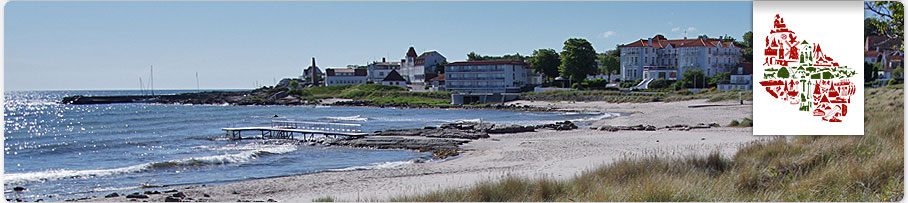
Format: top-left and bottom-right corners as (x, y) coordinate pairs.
(591, 123), (720, 132)
(60, 86), (316, 105)
(341, 121), (578, 158)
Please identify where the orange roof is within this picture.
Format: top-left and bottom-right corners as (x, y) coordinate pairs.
(429, 74), (445, 81)
(618, 35), (735, 49)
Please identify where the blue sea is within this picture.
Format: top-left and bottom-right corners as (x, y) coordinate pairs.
(3, 90), (610, 201)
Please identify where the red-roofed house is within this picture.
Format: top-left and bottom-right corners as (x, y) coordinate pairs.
(618, 34), (743, 82)
(325, 68), (368, 86)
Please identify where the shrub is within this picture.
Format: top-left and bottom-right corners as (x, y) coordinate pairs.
(648, 79), (674, 89)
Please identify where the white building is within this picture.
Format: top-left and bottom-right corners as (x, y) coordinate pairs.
(400, 47), (446, 85)
(325, 68), (368, 86)
(381, 69), (408, 88)
(717, 63), (753, 90)
(618, 35), (742, 81)
(444, 60), (531, 93)
(366, 58), (401, 83)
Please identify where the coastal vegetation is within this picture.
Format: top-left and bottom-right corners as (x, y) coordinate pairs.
(387, 86), (903, 202)
(286, 84), (450, 106)
(520, 89), (753, 103)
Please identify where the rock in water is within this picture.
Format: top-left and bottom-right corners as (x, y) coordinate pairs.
(126, 193), (149, 199)
(164, 196), (182, 202)
(105, 193), (120, 198)
(172, 192), (186, 198)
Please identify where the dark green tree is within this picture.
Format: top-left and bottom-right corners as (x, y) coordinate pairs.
(735, 31), (754, 63)
(467, 52), (482, 61)
(865, 18), (883, 36)
(528, 49), (561, 81)
(865, 62), (880, 82)
(673, 70), (707, 89)
(559, 38), (598, 82)
(597, 54), (620, 81)
(605, 49), (620, 58)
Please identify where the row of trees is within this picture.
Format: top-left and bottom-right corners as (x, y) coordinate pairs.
(525, 38), (599, 83)
(468, 38), (601, 83)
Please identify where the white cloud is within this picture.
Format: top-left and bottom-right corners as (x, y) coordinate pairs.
(687, 27), (697, 31)
(600, 31), (616, 38)
(671, 27), (681, 32)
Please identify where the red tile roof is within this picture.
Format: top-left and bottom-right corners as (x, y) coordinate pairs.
(429, 74), (445, 81)
(446, 60), (527, 66)
(618, 35), (739, 49)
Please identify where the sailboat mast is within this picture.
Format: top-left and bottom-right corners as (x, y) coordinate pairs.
(150, 65), (155, 96)
(196, 72), (200, 92)
(139, 77), (145, 96)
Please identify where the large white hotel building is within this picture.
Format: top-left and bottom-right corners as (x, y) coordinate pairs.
(618, 35), (743, 81)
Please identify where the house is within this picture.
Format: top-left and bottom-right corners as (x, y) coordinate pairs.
(428, 74), (445, 92)
(865, 35), (904, 85)
(366, 57), (401, 83)
(400, 47), (446, 85)
(618, 35), (743, 81)
(325, 68), (367, 86)
(718, 63), (753, 90)
(300, 57), (324, 86)
(381, 69), (408, 88)
(444, 60), (531, 93)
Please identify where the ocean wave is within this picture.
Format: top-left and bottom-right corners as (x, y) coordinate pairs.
(568, 112), (620, 122)
(326, 159), (419, 172)
(323, 115), (368, 121)
(4, 144), (297, 185)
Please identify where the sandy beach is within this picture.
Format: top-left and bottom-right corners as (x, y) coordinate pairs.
(93, 99), (764, 202)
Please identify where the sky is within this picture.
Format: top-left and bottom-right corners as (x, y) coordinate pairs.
(5, 1), (753, 90)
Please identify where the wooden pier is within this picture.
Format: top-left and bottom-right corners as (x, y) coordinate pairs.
(222, 120), (368, 140)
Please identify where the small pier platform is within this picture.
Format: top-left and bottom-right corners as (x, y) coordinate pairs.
(222, 120), (368, 140)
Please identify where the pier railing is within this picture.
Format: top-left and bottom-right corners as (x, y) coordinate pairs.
(270, 120), (363, 133)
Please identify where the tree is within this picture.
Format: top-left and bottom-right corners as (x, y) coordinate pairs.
(697, 34), (710, 39)
(597, 54), (620, 81)
(865, 62), (880, 82)
(865, 1), (904, 51)
(528, 49), (561, 80)
(467, 51), (528, 61)
(467, 52), (482, 61)
(865, 18), (883, 36)
(605, 49), (620, 58)
(708, 72), (731, 87)
(559, 38), (598, 82)
(735, 31), (754, 63)
(673, 70), (707, 89)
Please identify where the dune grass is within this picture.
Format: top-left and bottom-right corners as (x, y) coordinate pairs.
(385, 86), (903, 202)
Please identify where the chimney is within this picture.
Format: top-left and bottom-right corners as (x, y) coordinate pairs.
(312, 57), (317, 67)
(382, 57), (386, 63)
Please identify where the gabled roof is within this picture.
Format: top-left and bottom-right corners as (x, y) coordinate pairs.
(406, 47), (418, 58)
(382, 69), (407, 82)
(417, 51), (443, 59)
